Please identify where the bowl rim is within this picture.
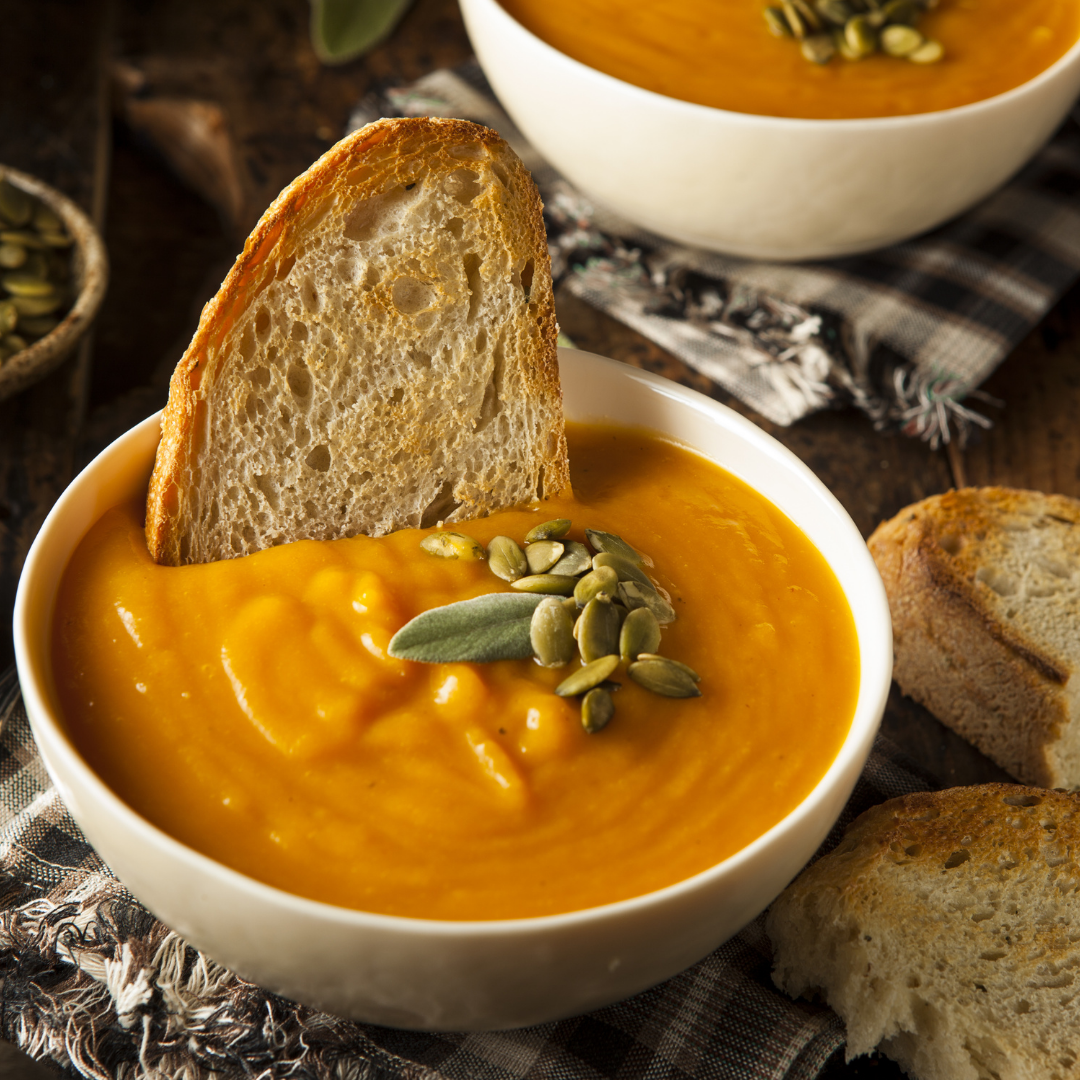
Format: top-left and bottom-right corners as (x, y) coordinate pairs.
(14, 347), (891, 939)
(465, 0), (1080, 129)
(0, 164), (110, 403)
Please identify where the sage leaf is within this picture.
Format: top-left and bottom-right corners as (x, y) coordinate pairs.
(388, 593), (545, 663)
(309, 0), (415, 65)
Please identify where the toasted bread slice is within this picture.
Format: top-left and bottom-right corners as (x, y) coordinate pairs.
(868, 488), (1080, 787)
(145, 117), (569, 565)
(768, 784), (1080, 1080)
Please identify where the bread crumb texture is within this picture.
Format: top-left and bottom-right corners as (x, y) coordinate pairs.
(767, 785), (1080, 1080)
(145, 117), (568, 565)
(868, 488), (1080, 787)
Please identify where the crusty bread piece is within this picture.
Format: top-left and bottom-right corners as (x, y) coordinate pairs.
(768, 784), (1080, 1080)
(145, 116), (569, 565)
(868, 488), (1080, 787)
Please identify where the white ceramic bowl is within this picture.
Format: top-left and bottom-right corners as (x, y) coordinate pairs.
(14, 348), (892, 1030)
(461, 0), (1080, 259)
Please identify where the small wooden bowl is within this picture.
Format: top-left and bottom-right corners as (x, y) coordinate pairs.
(0, 165), (108, 403)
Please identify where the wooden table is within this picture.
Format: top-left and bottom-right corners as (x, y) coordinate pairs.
(3, 1), (1078, 1076)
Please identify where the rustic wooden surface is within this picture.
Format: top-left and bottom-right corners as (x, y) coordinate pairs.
(3, 0), (1080, 1076)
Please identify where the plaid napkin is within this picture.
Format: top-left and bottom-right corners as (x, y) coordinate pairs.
(348, 64), (1080, 447)
(0, 664), (934, 1080)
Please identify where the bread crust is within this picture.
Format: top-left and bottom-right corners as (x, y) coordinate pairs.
(768, 784), (1080, 1080)
(146, 117), (569, 565)
(868, 488), (1080, 787)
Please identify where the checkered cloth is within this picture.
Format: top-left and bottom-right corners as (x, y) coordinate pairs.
(0, 665), (934, 1080)
(348, 65), (1080, 446)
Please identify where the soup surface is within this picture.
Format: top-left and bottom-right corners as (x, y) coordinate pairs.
(499, 0), (1080, 119)
(51, 423), (859, 920)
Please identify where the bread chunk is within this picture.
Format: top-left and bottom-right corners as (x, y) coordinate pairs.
(145, 117), (569, 565)
(868, 488), (1080, 787)
(768, 785), (1080, 1080)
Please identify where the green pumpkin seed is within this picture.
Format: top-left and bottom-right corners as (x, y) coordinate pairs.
(880, 23), (922, 55)
(801, 32), (835, 62)
(0, 180), (32, 227)
(549, 540), (591, 576)
(18, 315), (59, 338)
(584, 528), (648, 566)
(581, 687), (615, 734)
(420, 531), (485, 560)
(636, 654), (700, 681)
(524, 518), (571, 543)
(628, 657), (702, 698)
(40, 231), (72, 249)
(574, 565), (618, 607)
(578, 596), (621, 663)
(790, 0), (822, 30)
(780, 0), (807, 36)
(2, 333), (28, 353)
(844, 14), (877, 56)
(525, 539), (564, 574)
(592, 551), (654, 590)
(2, 273), (55, 298)
(0, 244), (25, 269)
(555, 654), (620, 697)
(530, 596), (576, 668)
(0, 300), (16, 334)
(31, 201), (62, 233)
(619, 607), (661, 663)
(880, 0), (918, 23)
(0, 231), (46, 250)
(11, 294), (62, 316)
(510, 573), (578, 595)
(763, 6), (791, 35)
(617, 581), (676, 625)
(908, 37), (943, 62)
(815, 0), (853, 25)
(487, 535), (528, 581)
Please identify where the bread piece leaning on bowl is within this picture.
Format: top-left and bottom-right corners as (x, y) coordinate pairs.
(145, 116), (569, 566)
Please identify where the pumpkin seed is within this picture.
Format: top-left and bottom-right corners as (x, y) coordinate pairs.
(530, 596), (576, 667)
(880, 0), (918, 23)
(40, 231), (72, 249)
(763, 6), (791, 35)
(524, 518), (571, 543)
(549, 540), (591, 576)
(420, 531), (485, 560)
(19, 315), (59, 338)
(2, 333), (28, 353)
(0, 231), (46, 250)
(561, 595), (579, 616)
(780, 0), (807, 36)
(525, 539), (564, 574)
(578, 596), (621, 663)
(510, 573), (578, 595)
(2, 273), (55, 298)
(790, 0), (822, 27)
(32, 201), (62, 232)
(581, 687), (615, 734)
(801, 32), (836, 62)
(628, 657), (702, 698)
(0, 300), (17, 334)
(908, 37), (943, 62)
(844, 15), (877, 56)
(880, 23), (922, 55)
(11, 294), (62, 316)
(636, 653), (701, 681)
(619, 607), (661, 663)
(574, 565), (619, 607)
(815, 0), (853, 25)
(584, 528), (649, 566)
(555, 654), (620, 697)
(487, 535), (528, 581)
(0, 244), (25, 269)
(0, 180), (32, 227)
(617, 580), (676, 625)
(592, 551), (654, 590)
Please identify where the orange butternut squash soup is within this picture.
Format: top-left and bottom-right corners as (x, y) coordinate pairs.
(498, 0), (1080, 119)
(51, 423), (859, 921)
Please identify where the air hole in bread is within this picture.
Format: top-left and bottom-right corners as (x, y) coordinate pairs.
(944, 849), (971, 869)
(305, 193), (338, 230)
(411, 350), (432, 370)
(243, 394), (258, 423)
(979, 948), (1007, 962)
(520, 258), (534, 300)
(295, 420), (310, 448)
(492, 162), (510, 188)
(449, 143), (485, 160)
(305, 444), (331, 472)
(975, 566), (1018, 597)
(392, 276), (435, 315)
(1037, 555), (1073, 578)
(277, 254), (297, 281)
(938, 532), (962, 556)
(475, 328), (487, 353)
(250, 366), (271, 389)
(443, 168), (482, 205)
(1003, 793), (1043, 807)
(242, 526), (256, 544)
(463, 252), (483, 322)
(254, 306), (271, 342)
(420, 481), (462, 529)
(335, 257), (360, 284)
(238, 327), (256, 363)
(390, 387), (404, 404)
(972, 909), (995, 922)
(343, 184), (417, 243)
(300, 276), (321, 313)
(446, 216), (464, 239)
(291, 321), (309, 342)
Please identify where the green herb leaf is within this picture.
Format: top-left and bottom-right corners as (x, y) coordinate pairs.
(388, 593), (545, 663)
(309, 0), (415, 65)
